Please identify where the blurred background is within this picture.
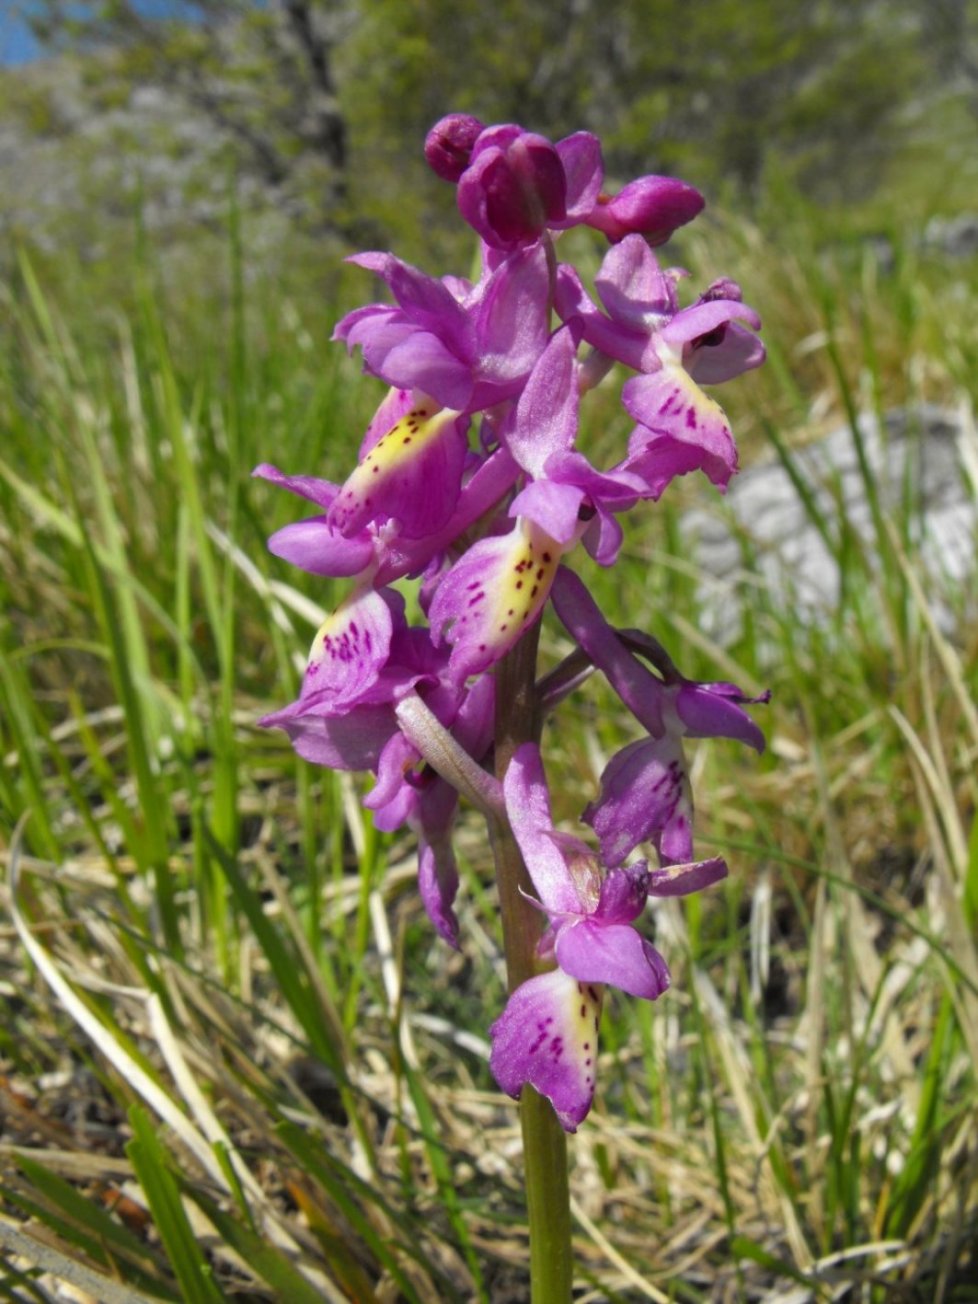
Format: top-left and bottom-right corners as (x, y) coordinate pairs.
(2, 0), (977, 291)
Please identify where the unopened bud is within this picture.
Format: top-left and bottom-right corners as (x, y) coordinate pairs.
(424, 113), (485, 182)
(586, 176), (705, 245)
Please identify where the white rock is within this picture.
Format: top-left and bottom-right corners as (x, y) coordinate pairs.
(683, 404), (977, 640)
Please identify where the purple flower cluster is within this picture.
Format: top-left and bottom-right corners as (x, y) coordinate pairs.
(258, 115), (767, 1130)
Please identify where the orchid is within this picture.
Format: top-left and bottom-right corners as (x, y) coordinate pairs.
(556, 233), (764, 495)
(552, 564), (768, 867)
(490, 745), (665, 1129)
(334, 243), (551, 412)
(490, 743), (729, 1129)
(257, 111), (768, 1297)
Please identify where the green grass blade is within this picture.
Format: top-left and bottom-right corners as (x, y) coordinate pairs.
(183, 1183), (355, 1304)
(125, 1104), (226, 1304)
(10, 1155), (179, 1300)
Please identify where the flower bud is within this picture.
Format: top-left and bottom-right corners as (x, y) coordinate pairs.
(586, 175), (705, 245)
(457, 125), (567, 248)
(424, 113), (485, 182)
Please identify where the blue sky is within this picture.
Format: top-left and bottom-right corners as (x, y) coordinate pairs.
(0, 2), (212, 65)
(0, 5), (42, 64)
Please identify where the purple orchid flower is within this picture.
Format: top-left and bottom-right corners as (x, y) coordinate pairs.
(254, 441), (520, 587)
(334, 242), (551, 413)
(551, 566), (768, 866)
(619, 285), (763, 494)
(260, 579), (498, 947)
(556, 234), (763, 494)
(489, 743), (723, 1130)
(257, 114), (769, 1142)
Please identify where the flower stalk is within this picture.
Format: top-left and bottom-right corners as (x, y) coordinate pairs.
(491, 621), (573, 1302)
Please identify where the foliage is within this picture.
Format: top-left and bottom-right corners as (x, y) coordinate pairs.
(25, 0), (355, 235)
(350, 0), (923, 199)
(11, 0), (973, 258)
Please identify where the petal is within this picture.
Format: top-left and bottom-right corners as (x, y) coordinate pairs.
(546, 449), (644, 510)
(252, 463), (339, 509)
(674, 683), (766, 751)
(509, 480), (585, 546)
(328, 401), (467, 539)
(358, 386), (416, 458)
(553, 263), (648, 372)
(688, 322), (766, 384)
(374, 446), (520, 587)
(429, 520), (562, 679)
(300, 587), (395, 707)
(582, 507), (625, 568)
(418, 836), (460, 949)
(489, 969), (602, 1132)
(351, 251), (472, 348)
(267, 517), (375, 578)
(472, 242), (552, 399)
(555, 920), (670, 1000)
(659, 803), (695, 865)
(649, 857), (728, 897)
(506, 324), (581, 477)
(259, 701), (396, 772)
(416, 779), (462, 948)
(583, 736), (689, 868)
(623, 367), (738, 491)
(594, 234), (676, 325)
(551, 568), (667, 736)
(503, 743), (585, 916)
(594, 863), (650, 923)
(363, 731), (421, 825)
(372, 331), (475, 411)
(621, 432), (721, 501)
(661, 298), (761, 348)
(586, 175), (704, 245)
(554, 131), (604, 221)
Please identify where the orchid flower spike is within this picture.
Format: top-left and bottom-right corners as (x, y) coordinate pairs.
(257, 114), (768, 1141)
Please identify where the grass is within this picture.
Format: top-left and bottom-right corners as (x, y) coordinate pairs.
(0, 183), (977, 1301)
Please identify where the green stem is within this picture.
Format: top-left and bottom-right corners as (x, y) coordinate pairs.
(492, 623), (573, 1303)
